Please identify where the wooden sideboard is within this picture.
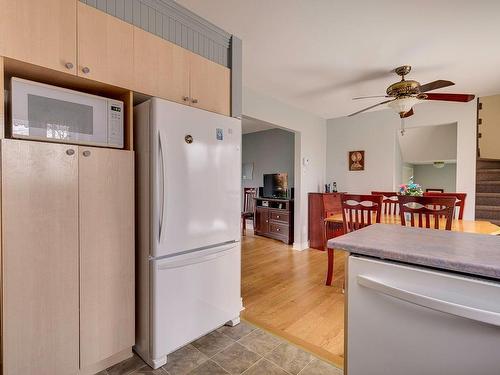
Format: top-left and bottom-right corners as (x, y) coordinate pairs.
(308, 193), (343, 250)
(254, 197), (294, 245)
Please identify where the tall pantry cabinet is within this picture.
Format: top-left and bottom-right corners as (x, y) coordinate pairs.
(1, 139), (134, 375)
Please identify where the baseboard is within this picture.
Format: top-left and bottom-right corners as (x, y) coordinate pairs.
(77, 348), (133, 375)
(292, 240), (309, 251)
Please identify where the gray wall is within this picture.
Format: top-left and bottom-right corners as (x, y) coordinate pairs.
(413, 163), (457, 192)
(242, 129), (295, 192)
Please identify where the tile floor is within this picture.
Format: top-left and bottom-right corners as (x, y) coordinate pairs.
(101, 321), (343, 375)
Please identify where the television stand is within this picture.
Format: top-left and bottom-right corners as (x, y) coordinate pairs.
(253, 197), (294, 245)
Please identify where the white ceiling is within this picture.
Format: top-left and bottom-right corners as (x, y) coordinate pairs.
(175, 0), (500, 119)
(241, 116), (276, 134)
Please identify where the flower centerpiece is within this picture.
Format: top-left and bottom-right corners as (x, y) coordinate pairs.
(399, 176), (423, 196)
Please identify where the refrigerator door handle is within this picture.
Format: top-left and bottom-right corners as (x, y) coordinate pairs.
(157, 243), (237, 270)
(158, 130), (165, 242)
(357, 274), (500, 327)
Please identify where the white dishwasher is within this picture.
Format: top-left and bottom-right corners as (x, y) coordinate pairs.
(347, 255), (500, 375)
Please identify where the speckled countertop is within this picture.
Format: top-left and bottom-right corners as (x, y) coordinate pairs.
(328, 224), (500, 280)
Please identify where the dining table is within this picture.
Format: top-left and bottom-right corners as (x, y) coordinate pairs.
(324, 212), (500, 241)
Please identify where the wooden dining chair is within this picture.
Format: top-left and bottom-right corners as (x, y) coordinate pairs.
(341, 194), (383, 233)
(398, 195), (456, 230)
(325, 194), (382, 286)
(423, 192), (467, 220)
(241, 188), (256, 236)
(324, 211), (345, 244)
(371, 191), (399, 215)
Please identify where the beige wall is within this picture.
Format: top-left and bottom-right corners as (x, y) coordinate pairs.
(478, 95), (500, 160)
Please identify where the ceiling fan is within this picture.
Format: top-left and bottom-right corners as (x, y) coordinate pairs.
(348, 65), (475, 121)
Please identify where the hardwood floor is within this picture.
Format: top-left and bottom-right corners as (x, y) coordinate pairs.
(241, 230), (346, 369)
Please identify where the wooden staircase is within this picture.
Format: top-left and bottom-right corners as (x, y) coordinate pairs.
(476, 160), (500, 226)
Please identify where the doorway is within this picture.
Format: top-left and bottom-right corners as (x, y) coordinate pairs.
(241, 116), (297, 237)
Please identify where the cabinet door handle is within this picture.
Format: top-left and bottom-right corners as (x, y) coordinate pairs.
(66, 149), (75, 156)
(191, 98), (198, 104)
(276, 215), (280, 218)
(65, 62), (74, 70)
(182, 96), (190, 102)
(82, 66), (90, 74)
(276, 228), (280, 231)
(82, 150), (91, 157)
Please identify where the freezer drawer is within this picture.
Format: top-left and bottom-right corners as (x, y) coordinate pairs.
(151, 243), (242, 364)
(348, 256), (500, 375)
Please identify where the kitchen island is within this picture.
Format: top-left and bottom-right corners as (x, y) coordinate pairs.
(328, 224), (500, 375)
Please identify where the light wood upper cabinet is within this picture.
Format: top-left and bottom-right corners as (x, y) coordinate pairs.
(0, 0), (77, 74)
(1, 139), (80, 375)
(79, 146), (135, 368)
(133, 27), (230, 115)
(0, 1), (231, 116)
(189, 52), (231, 116)
(78, 2), (134, 88)
(133, 27), (190, 104)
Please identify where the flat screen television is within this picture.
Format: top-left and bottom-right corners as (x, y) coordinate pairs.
(263, 173), (288, 199)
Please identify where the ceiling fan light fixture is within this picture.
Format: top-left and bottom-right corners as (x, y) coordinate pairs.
(347, 65), (470, 118)
(388, 96), (421, 116)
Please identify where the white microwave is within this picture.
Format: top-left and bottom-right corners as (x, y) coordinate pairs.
(10, 77), (124, 148)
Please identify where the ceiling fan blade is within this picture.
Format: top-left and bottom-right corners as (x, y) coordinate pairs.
(401, 108), (414, 118)
(419, 80), (455, 93)
(423, 93), (475, 102)
(353, 95), (391, 100)
(348, 99), (394, 117)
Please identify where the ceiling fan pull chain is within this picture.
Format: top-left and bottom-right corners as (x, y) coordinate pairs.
(400, 118), (406, 136)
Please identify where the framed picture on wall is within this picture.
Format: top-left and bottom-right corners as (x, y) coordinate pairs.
(348, 150), (365, 171)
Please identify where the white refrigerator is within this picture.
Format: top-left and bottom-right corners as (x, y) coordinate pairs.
(134, 98), (243, 368)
